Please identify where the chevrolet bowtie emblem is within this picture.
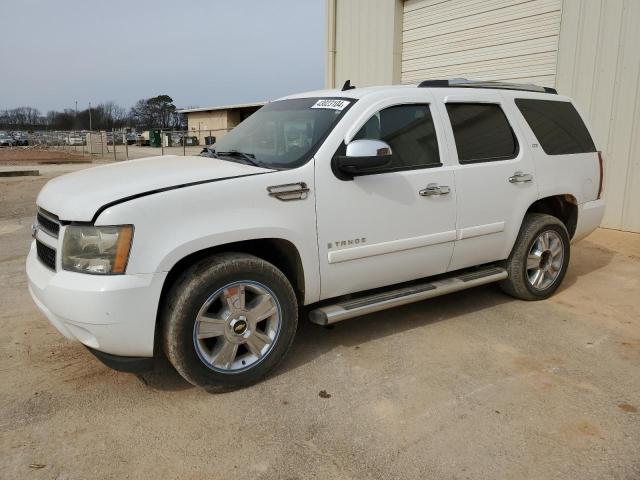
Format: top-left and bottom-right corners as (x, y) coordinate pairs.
(233, 320), (248, 335)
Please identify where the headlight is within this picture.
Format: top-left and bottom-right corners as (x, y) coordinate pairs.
(62, 225), (134, 275)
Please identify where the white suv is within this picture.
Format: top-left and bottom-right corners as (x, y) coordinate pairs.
(27, 79), (605, 390)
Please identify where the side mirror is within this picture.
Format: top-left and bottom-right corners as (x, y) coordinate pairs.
(333, 139), (393, 178)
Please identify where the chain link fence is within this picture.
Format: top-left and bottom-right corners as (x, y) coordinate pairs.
(3, 128), (233, 161)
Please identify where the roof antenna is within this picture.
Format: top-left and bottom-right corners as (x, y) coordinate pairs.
(341, 79), (356, 91)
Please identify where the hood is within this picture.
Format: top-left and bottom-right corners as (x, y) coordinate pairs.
(37, 155), (273, 221)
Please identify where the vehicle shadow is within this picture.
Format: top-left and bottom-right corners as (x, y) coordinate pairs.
(136, 238), (615, 392)
(139, 286), (515, 392)
(135, 354), (193, 392)
(136, 286), (513, 393)
(556, 239), (615, 293)
(277, 239), (616, 379)
(278, 285), (511, 377)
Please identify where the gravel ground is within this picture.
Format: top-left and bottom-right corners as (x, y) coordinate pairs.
(1, 164), (639, 479)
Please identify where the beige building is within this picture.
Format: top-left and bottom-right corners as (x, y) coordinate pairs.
(326, 0), (640, 232)
(178, 102), (264, 145)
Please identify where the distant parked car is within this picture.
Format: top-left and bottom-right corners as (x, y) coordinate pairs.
(136, 132), (150, 146)
(0, 132), (16, 147)
(126, 133), (137, 145)
(12, 132), (29, 146)
(65, 135), (84, 146)
(106, 132), (124, 145)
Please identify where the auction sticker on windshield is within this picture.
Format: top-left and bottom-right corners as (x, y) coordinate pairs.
(311, 99), (350, 110)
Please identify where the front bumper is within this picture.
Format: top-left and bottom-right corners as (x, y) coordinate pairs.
(26, 240), (167, 358)
(86, 347), (155, 372)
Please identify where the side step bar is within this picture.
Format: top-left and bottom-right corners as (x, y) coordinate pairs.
(309, 266), (507, 325)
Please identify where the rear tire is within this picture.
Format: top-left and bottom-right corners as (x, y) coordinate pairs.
(500, 213), (570, 301)
(161, 253), (298, 392)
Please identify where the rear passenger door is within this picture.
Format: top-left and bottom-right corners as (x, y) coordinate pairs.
(432, 92), (539, 270)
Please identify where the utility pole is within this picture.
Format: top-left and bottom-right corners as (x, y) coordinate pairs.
(112, 128), (117, 162)
(88, 102), (93, 155)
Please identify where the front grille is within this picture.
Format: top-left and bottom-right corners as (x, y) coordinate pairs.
(36, 240), (56, 270)
(37, 208), (60, 238)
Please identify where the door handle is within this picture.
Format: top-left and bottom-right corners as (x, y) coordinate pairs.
(508, 171), (533, 183)
(419, 183), (450, 196)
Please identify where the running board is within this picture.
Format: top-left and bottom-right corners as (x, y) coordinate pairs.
(309, 266), (507, 325)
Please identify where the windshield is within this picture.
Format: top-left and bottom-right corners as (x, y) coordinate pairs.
(210, 97), (353, 169)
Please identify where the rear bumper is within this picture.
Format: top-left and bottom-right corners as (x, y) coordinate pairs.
(573, 199), (605, 243)
(26, 241), (167, 358)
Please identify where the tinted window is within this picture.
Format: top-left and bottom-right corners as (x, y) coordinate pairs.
(446, 103), (518, 163)
(515, 99), (596, 155)
(353, 104), (440, 171)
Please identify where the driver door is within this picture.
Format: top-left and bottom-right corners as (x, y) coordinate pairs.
(314, 99), (458, 300)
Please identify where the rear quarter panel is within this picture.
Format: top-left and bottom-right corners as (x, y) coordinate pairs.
(506, 91), (601, 204)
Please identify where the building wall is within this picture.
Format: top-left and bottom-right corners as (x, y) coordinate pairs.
(186, 110), (230, 145)
(326, 0), (640, 232)
(555, 0), (640, 232)
(327, 0), (403, 88)
(226, 110), (242, 129)
(401, 0), (562, 87)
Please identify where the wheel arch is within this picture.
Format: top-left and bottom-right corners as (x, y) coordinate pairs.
(525, 194), (578, 239)
(154, 238), (306, 354)
(159, 238), (305, 303)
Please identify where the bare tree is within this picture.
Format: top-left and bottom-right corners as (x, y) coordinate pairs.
(0, 95), (187, 131)
(0, 106), (43, 130)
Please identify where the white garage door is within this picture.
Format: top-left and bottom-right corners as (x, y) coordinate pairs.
(401, 0), (563, 87)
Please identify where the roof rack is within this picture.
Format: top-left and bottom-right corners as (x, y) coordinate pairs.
(417, 78), (557, 94)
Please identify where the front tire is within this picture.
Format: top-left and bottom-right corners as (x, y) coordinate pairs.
(161, 253), (298, 391)
(500, 213), (570, 300)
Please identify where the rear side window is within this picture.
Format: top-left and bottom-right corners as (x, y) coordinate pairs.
(446, 103), (518, 163)
(353, 104), (441, 171)
(515, 99), (596, 155)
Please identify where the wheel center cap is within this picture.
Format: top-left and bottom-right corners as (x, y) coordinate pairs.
(230, 317), (248, 336)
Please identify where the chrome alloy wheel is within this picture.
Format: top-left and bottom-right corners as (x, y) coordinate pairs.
(526, 230), (564, 290)
(193, 281), (282, 373)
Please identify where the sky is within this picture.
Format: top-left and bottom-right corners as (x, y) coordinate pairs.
(0, 0), (326, 113)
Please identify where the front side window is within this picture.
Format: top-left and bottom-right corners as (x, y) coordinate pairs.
(210, 97), (353, 169)
(446, 103), (518, 163)
(515, 99), (596, 155)
(352, 104), (440, 171)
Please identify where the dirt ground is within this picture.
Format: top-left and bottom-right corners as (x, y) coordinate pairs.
(0, 144), (207, 165)
(0, 148), (92, 165)
(1, 164), (639, 479)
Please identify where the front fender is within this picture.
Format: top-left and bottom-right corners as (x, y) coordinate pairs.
(94, 163), (321, 303)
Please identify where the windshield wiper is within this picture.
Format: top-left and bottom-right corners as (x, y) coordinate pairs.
(216, 150), (262, 167)
(199, 147), (218, 158)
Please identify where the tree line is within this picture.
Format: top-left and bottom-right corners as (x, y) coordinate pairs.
(0, 95), (186, 131)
